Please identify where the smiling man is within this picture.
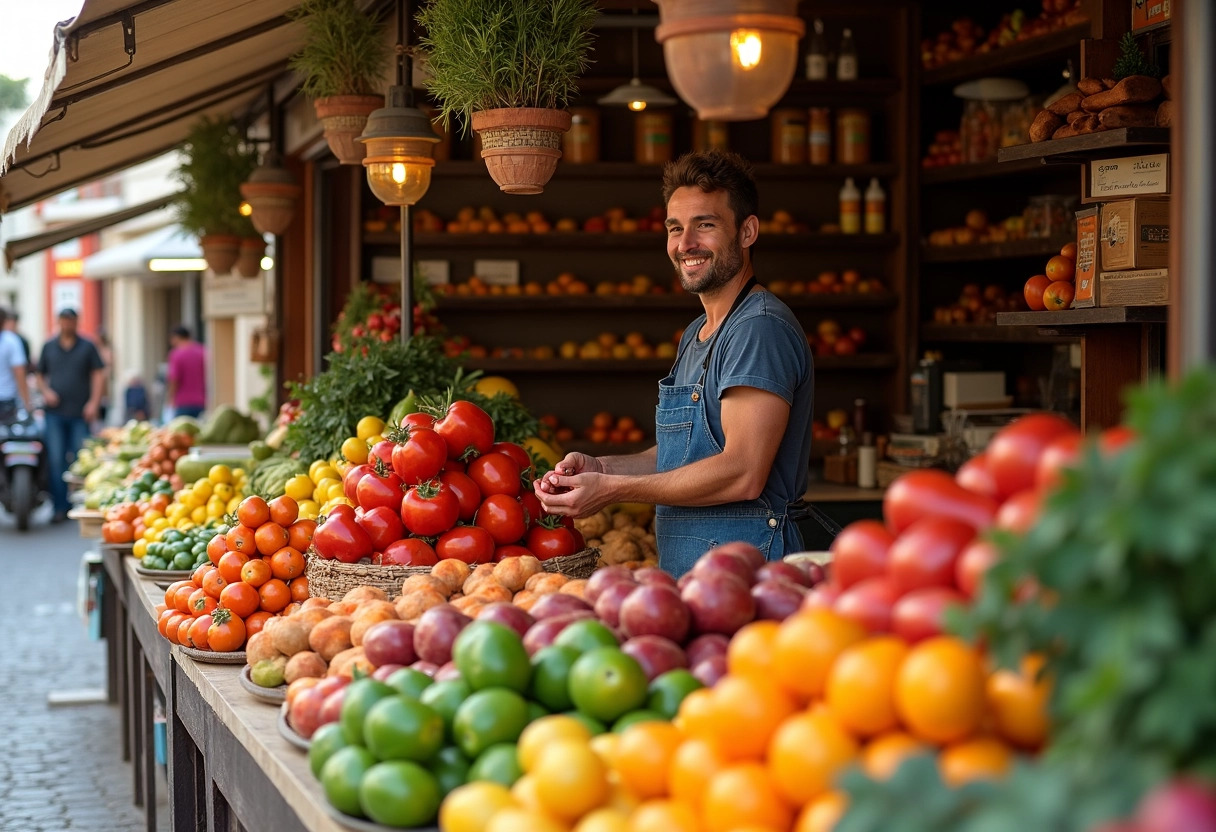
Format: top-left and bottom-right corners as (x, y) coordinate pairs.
(537, 150), (817, 576)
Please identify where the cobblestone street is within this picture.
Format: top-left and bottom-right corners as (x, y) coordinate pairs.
(0, 506), (168, 832)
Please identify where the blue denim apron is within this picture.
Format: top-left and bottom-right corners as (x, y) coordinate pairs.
(654, 277), (808, 577)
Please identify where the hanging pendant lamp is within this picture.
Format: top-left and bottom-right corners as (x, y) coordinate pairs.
(653, 0), (805, 121)
(599, 11), (677, 112)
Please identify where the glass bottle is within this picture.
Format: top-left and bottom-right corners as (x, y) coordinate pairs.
(805, 18), (828, 80)
(837, 28), (858, 81)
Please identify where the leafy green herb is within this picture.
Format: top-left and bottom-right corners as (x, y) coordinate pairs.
(289, 0), (390, 98)
(1112, 31), (1161, 79)
(174, 117), (257, 238)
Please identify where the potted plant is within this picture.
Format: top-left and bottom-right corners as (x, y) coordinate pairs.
(418, 0), (597, 194)
(289, 0), (390, 165)
(175, 117), (259, 274)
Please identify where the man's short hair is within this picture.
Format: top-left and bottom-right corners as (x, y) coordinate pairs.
(0, 307), (9, 326)
(171, 325), (191, 340)
(58, 308), (78, 319)
(661, 150), (759, 228)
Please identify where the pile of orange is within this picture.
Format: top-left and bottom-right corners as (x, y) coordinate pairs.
(100, 493), (171, 544)
(154, 495), (315, 652)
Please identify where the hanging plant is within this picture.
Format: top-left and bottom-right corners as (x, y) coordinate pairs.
(174, 117), (258, 273)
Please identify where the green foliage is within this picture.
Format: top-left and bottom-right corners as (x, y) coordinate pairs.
(289, 0), (389, 99)
(1112, 31), (1161, 79)
(417, 0), (597, 135)
(174, 117), (257, 238)
(0, 75), (28, 113)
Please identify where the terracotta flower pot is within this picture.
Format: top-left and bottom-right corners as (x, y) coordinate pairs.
(314, 95), (385, 165)
(235, 238), (266, 278)
(198, 235), (241, 274)
(471, 108), (573, 195)
(240, 166), (302, 236)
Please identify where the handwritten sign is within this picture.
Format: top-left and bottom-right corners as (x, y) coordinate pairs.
(1088, 154), (1169, 201)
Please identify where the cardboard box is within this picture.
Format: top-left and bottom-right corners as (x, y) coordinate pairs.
(1084, 153), (1169, 203)
(1072, 206), (1100, 308)
(943, 372), (1005, 408)
(1098, 268), (1169, 307)
(1099, 198), (1170, 271)
(1132, 0), (1171, 31)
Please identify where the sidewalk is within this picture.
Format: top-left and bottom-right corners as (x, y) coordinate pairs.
(0, 507), (168, 831)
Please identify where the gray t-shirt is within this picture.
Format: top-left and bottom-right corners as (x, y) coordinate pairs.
(37, 336), (104, 418)
(672, 289), (815, 508)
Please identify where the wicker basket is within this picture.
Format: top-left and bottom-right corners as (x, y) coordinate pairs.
(542, 547), (599, 579)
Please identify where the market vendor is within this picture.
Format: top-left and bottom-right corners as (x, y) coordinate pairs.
(537, 150), (819, 576)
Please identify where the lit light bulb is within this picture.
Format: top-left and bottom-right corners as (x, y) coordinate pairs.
(238, 201), (253, 217)
(730, 30), (763, 70)
(628, 100), (647, 112)
(391, 163), (407, 184)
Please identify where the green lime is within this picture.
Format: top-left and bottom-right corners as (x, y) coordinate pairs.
(453, 621), (532, 693)
(385, 667), (434, 700)
(308, 723), (350, 779)
(452, 688), (530, 759)
(320, 745), (376, 818)
(561, 711), (607, 736)
(363, 695), (444, 763)
(528, 645), (580, 712)
(648, 669), (703, 720)
(554, 619), (619, 655)
(420, 678), (471, 742)
(358, 760), (441, 828)
(468, 743), (523, 787)
(613, 710), (667, 733)
(338, 678), (396, 745)
(568, 647), (649, 724)
(431, 746), (470, 796)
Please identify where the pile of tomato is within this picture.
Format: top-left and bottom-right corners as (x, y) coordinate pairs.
(155, 494), (316, 652)
(314, 400), (585, 567)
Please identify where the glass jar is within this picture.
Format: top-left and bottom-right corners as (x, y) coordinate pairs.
(835, 109), (871, 164)
(1000, 98), (1034, 148)
(770, 108), (808, 164)
(960, 99), (1003, 163)
(635, 111), (673, 165)
(563, 107), (600, 164)
(808, 107), (831, 165)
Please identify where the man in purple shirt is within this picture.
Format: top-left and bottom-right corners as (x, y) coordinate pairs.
(167, 326), (207, 419)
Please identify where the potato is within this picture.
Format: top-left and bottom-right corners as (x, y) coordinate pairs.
(512, 590), (538, 611)
(1030, 110), (1063, 143)
(403, 574), (450, 597)
(471, 584), (513, 604)
(558, 579), (588, 599)
(294, 607), (334, 628)
(1066, 109), (1089, 125)
(245, 631), (283, 666)
(450, 595), (482, 613)
(430, 560), (470, 594)
(1098, 105), (1157, 129)
(268, 616), (313, 656)
(327, 601), (358, 616)
(525, 573), (568, 595)
(395, 587), (447, 620)
(1082, 76), (1163, 112)
(343, 586), (388, 604)
(327, 646), (372, 679)
(1052, 122), (1080, 140)
(493, 556), (542, 593)
(308, 615), (353, 662)
(1047, 92), (1084, 115)
(351, 601), (399, 645)
(284, 651), (328, 684)
(300, 597), (331, 610)
(1077, 77), (1105, 96)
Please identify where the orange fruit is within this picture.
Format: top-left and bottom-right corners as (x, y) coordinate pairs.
(824, 636), (908, 738)
(289, 576), (311, 603)
(985, 655), (1050, 750)
(173, 584), (196, 614)
(531, 740), (611, 822)
(703, 762), (794, 832)
(1023, 275), (1051, 311)
(440, 782), (515, 832)
(258, 578), (292, 613)
(628, 800), (699, 832)
(202, 568), (228, 600)
(773, 610), (866, 702)
(726, 620), (781, 679)
(270, 546), (305, 580)
(156, 608), (177, 638)
(163, 580), (192, 609)
(700, 674), (796, 761)
(1043, 280), (1075, 311)
(237, 495), (271, 529)
(206, 533), (227, 565)
(1044, 254), (1075, 282)
(268, 495), (299, 527)
(518, 715), (593, 773)
(1059, 241), (1078, 260)
(244, 610), (273, 638)
(288, 519), (317, 552)
(188, 588), (217, 618)
(254, 523), (290, 557)
(572, 807), (630, 832)
(938, 737), (1013, 786)
(217, 550), (250, 585)
(240, 558), (272, 588)
(767, 709), (858, 806)
(225, 524), (257, 555)
(668, 737), (729, 810)
(673, 687), (717, 737)
(794, 791), (848, 832)
(861, 731), (926, 780)
(895, 636), (986, 745)
(613, 722), (683, 800)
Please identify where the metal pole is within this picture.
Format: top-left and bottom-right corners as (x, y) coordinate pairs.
(400, 204), (412, 345)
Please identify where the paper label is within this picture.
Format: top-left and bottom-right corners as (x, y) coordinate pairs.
(1090, 154), (1169, 199)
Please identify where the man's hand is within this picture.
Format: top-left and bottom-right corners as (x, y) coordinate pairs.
(536, 452), (602, 496)
(43, 389), (60, 408)
(83, 400), (99, 421)
(534, 471), (615, 518)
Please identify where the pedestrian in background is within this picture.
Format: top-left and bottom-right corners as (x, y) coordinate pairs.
(96, 331), (113, 425)
(0, 307), (33, 420)
(166, 325), (206, 419)
(7, 310), (34, 376)
(123, 369), (149, 422)
(36, 309), (105, 522)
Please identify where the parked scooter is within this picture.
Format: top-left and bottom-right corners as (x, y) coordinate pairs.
(0, 407), (47, 531)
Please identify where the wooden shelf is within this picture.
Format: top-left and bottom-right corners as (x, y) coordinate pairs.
(997, 128), (1172, 164)
(996, 306), (1168, 327)
(431, 160), (900, 181)
(574, 76), (900, 100)
(436, 293), (899, 312)
(465, 354), (897, 374)
(561, 439), (652, 456)
(367, 231), (902, 251)
(921, 236), (1074, 263)
(920, 323), (1076, 344)
(920, 156), (1073, 185)
(921, 23), (1091, 86)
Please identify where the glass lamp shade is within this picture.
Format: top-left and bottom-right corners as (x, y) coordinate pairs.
(654, 1), (805, 121)
(358, 87), (440, 206)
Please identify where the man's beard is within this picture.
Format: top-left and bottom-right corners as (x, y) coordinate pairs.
(672, 236), (744, 295)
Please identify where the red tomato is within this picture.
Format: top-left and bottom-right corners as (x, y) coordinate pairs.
(343, 463), (373, 502)
(493, 544), (534, 562)
(391, 427), (448, 485)
(834, 577), (898, 633)
(956, 453), (999, 500)
(441, 458), (467, 474)
(1099, 425), (1137, 455)
(986, 413), (1078, 500)
(569, 527), (586, 552)
(356, 505), (405, 552)
(356, 469), (405, 512)
(436, 525), (496, 564)
(1035, 433), (1083, 491)
(439, 471), (482, 522)
(401, 412), (436, 430)
(376, 538), (438, 566)
(312, 511), (373, 563)
(467, 452), (522, 498)
(955, 539), (1000, 599)
(883, 469), (997, 534)
(369, 438), (396, 468)
(519, 490), (544, 528)
(434, 400), (495, 460)
(400, 482), (460, 537)
(829, 520), (894, 590)
(525, 522), (578, 560)
(891, 587), (966, 643)
(474, 494), (528, 545)
(887, 516), (976, 596)
(327, 504), (356, 521)
(490, 442), (533, 473)
(995, 489), (1043, 534)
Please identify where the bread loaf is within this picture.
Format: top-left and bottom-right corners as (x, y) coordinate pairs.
(1075, 115), (1103, 134)
(1066, 110), (1089, 125)
(1077, 78), (1105, 95)
(1048, 92), (1085, 116)
(1052, 123), (1081, 140)
(1081, 76), (1164, 112)
(1161, 75), (1172, 100)
(1102, 78), (1118, 90)
(1098, 105), (1158, 129)
(1156, 99), (1173, 128)
(1030, 110), (1064, 143)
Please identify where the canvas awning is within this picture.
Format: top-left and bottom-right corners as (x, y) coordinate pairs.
(80, 223), (200, 279)
(0, 0), (306, 213)
(3, 192), (178, 268)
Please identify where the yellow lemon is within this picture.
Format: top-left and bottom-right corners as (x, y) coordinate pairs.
(356, 416), (386, 442)
(208, 464), (233, 484)
(190, 506), (207, 525)
(191, 479), (213, 500)
(132, 539), (148, 559)
(439, 782), (516, 832)
(312, 466), (339, 485)
(340, 437), (368, 465)
(284, 475), (314, 502)
(519, 716), (593, 773)
(213, 482), (234, 502)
